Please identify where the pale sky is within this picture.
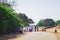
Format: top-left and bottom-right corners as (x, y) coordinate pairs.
(14, 0), (60, 25)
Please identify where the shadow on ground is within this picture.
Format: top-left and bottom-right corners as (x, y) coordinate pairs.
(0, 33), (23, 40)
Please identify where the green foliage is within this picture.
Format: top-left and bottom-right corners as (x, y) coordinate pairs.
(55, 20), (60, 26)
(37, 19), (44, 26)
(44, 19), (55, 27)
(0, 4), (24, 34)
(37, 19), (55, 27)
(17, 13), (34, 26)
(28, 19), (34, 24)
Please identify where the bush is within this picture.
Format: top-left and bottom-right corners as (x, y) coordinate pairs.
(0, 4), (24, 34)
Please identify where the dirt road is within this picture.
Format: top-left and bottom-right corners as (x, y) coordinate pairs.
(20, 32), (57, 40)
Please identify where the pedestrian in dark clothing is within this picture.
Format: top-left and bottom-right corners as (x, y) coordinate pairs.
(18, 27), (23, 33)
(55, 29), (57, 33)
(35, 26), (36, 32)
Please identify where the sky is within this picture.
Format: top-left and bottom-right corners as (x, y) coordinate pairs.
(14, 0), (60, 25)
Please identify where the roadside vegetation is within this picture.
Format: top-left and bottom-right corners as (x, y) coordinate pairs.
(0, 0), (34, 34)
(37, 18), (60, 28)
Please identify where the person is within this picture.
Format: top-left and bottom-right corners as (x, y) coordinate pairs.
(18, 27), (23, 33)
(29, 29), (32, 32)
(35, 26), (36, 32)
(31, 27), (33, 31)
(55, 29), (57, 33)
(29, 27), (32, 32)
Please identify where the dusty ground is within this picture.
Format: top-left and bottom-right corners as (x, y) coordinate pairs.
(45, 26), (60, 40)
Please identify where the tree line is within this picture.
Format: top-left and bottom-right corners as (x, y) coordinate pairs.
(37, 19), (60, 27)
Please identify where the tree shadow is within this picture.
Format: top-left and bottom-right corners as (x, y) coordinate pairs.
(0, 33), (23, 40)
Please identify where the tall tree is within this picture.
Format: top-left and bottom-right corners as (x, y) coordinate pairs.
(17, 13), (34, 26)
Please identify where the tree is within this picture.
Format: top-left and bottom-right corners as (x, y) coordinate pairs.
(0, 4), (24, 34)
(44, 19), (55, 27)
(37, 19), (44, 26)
(28, 19), (34, 24)
(55, 20), (60, 26)
(0, 0), (15, 7)
(37, 19), (55, 27)
(17, 13), (34, 26)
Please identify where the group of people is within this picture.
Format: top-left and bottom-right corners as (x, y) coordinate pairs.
(18, 26), (58, 33)
(24, 27), (33, 32)
(18, 26), (34, 33)
(18, 27), (23, 33)
(23, 26), (39, 32)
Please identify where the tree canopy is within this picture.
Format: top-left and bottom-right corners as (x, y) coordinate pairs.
(37, 19), (55, 27)
(0, 4), (25, 34)
(17, 13), (34, 26)
(55, 20), (60, 26)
